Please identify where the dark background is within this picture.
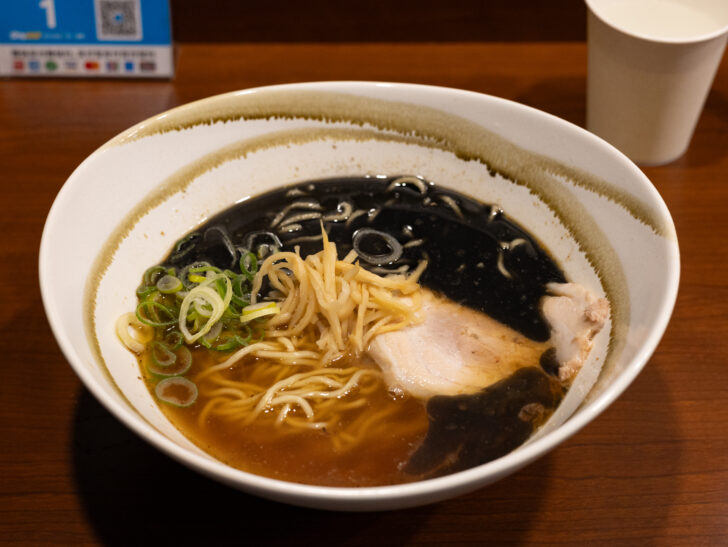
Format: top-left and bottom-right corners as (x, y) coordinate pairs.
(169, 0), (587, 42)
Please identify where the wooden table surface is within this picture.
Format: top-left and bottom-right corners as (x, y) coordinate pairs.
(1, 43), (726, 546)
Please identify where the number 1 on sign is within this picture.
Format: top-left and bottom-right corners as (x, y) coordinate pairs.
(39, 0), (57, 29)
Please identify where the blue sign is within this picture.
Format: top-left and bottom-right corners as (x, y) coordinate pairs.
(1, 0), (171, 45)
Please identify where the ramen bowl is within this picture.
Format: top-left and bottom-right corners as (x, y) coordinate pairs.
(39, 81), (679, 511)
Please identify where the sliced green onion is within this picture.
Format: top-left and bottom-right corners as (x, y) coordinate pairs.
(199, 326), (250, 351)
(136, 285), (157, 299)
(150, 341), (176, 367)
(147, 346), (192, 377)
(180, 288), (222, 342)
(164, 330), (184, 350)
(156, 274), (183, 294)
(240, 251), (258, 281)
(202, 321), (223, 343)
(230, 294), (250, 317)
(143, 266), (168, 286)
(215, 333), (251, 351)
(116, 312), (153, 353)
(231, 276), (250, 303)
(136, 301), (178, 327)
(178, 275), (232, 343)
(198, 273), (233, 302)
(188, 274), (208, 284)
(179, 261), (212, 288)
(213, 277), (228, 298)
(240, 301), (280, 324)
(193, 297), (214, 318)
(155, 376), (198, 407)
(190, 264), (222, 274)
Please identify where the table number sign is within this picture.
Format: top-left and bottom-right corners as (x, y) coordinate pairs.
(0, 0), (173, 77)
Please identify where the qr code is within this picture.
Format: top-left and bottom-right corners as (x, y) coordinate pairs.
(95, 0), (143, 41)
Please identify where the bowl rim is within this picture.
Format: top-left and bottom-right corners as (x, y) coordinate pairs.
(39, 80), (680, 508)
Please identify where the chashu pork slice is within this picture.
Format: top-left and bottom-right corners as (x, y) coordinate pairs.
(368, 283), (610, 399)
(541, 282), (610, 384)
(368, 290), (549, 399)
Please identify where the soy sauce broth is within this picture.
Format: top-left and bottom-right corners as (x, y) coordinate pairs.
(139, 176), (566, 485)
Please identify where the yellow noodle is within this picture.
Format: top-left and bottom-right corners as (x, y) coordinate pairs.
(196, 234), (425, 446)
(196, 341), (276, 381)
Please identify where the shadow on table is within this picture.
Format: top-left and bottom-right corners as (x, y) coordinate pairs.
(71, 388), (553, 546)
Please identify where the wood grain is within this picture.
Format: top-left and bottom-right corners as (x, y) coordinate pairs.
(1, 43), (726, 545)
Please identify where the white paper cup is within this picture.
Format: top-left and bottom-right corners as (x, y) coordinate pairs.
(586, 0), (728, 165)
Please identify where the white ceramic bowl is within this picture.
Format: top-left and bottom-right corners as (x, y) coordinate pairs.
(39, 82), (679, 511)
